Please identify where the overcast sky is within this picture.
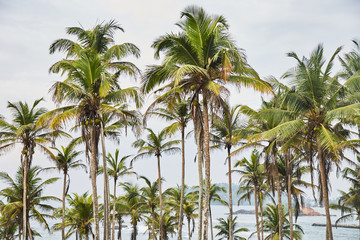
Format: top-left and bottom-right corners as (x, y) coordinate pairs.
(0, 0), (359, 200)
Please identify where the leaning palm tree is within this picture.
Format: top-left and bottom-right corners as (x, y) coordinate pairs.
(0, 166), (59, 239)
(234, 149), (265, 240)
(44, 20), (142, 240)
(47, 139), (86, 240)
(103, 149), (135, 240)
(142, 6), (272, 240)
(145, 97), (191, 240)
(132, 128), (180, 240)
(0, 99), (65, 240)
(215, 216), (249, 240)
(212, 102), (244, 239)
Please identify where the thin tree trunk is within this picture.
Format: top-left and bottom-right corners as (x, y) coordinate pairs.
(209, 206), (213, 240)
(188, 217), (191, 240)
(90, 124), (100, 240)
(259, 195), (264, 240)
(118, 215), (122, 240)
(202, 97), (211, 240)
(254, 184), (261, 240)
(22, 153), (28, 240)
(286, 154), (294, 240)
(274, 155), (283, 240)
(178, 127), (186, 240)
(62, 172), (67, 240)
(317, 139), (333, 240)
(27, 220), (33, 240)
(112, 178), (117, 240)
(157, 155), (164, 240)
(101, 121), (111, 240)
(18, 223), (21, 240)
(194, 117), (203, 240)
(227, 147), (233, 240)
(151, 208), (157, 240)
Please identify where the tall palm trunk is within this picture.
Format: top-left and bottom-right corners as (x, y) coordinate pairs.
(157, 155), (164, 240)
(112, 178), (117, 240)
(274, 154), (283, 240)
(202, 97), (211, 240)
(151, 207), (157, 240)
(317, 138), (333, 240)
(254, 184), (261, 240)
(90, 124), (100, 240)
(22, 153), (28, 240)
(100, 122), (111, 240)
(188, 217), (191, 240)
(62, 172), (67, 240)
(117, 215), (122, 240)
(209, 206), (214, 240)
(227, 147), (233, 240)
(286, 154), (294, 240)
(178, 127), (186, 240)
(259, 194), (264, 240)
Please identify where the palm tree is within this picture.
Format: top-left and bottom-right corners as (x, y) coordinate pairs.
(103, 149), (135, 240)
(262, 204), (303, 240)
(0, 99), (65, 240)
(45, 20), (142, 240)
(183, 191), (198, 240)
(132, 128), (180, 240)
(214, 216), (249, 240)
(234, 149), (265, 240)
(47, 139), (86, 240)
(139, 176), (160, 240)
(0, 166), (59, 239)
(53, 192), (95, 240)
(142, 6), (272, 239)
(212, 102), (244, 240)
(259, 45), (360, 240)
(145, 97), (191, 240)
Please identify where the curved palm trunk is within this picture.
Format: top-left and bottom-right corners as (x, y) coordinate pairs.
(22, 153), (29, 240)
(90, 124), (100, 240)
(101, 122), (111, 240)
(254, 184), (261, 240)
(62, 172), (67, 240)
(112, 178), (117, 240)
(151, 208), (157, 240)
(227, 147), (233, 240)
(202, 98), (211, 240)
(317, 139), (333, 240)
(157, 155), (164, 240)
(178, 127), (186, 240)
(209, 206), (213, 240)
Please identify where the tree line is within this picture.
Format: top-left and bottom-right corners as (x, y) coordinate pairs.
(0, 5), (360, 240)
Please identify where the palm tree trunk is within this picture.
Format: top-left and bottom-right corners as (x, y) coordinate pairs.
(317, 139), (333, 240)
(259, 195), (264, 240)
(286, 154), (294, 240)
(118, 215), (122, 240)
(194, 115), (203, 240)
(112, 178), (117, 240)
(188, 217), (191, 240)
(151, 208), (157, 240)
(254, 184), (261, 240)
(227, 147), (233, 240)
(22, 153), (28, 240)
(209, 206), (213, 240)
(27, 220), (33, 240)
(62, 172), (67, 240)
(202, 97), (211, 240)
(178, 127), (186, 240)
(90, 124), (100, 240)
(157, 155), (164, 240)
(101, 122), (111, 240)
(274, 155), (283, 240)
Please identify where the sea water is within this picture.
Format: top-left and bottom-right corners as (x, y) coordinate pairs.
(34, 205), (359, 239)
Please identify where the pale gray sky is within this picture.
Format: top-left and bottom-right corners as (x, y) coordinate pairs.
(0, 0), (359, 200)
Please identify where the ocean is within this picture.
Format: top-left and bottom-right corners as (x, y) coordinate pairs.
(35, 205), (359, 239)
